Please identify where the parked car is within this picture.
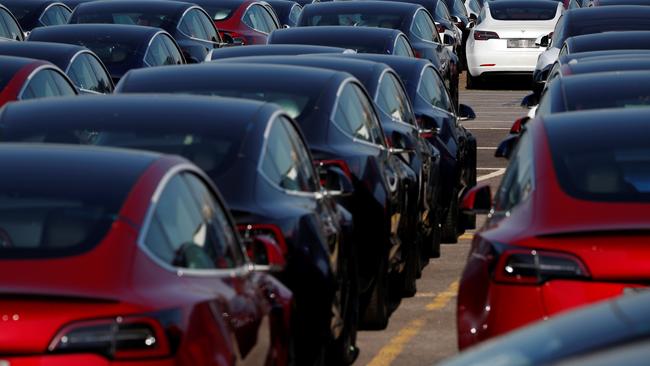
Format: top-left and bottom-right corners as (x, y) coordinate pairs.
(0, 4), (23, 40)
(0, 0), (71, 32)
(589, 0), (650, 6)
(458, 107), (650, 349)
(0, 55), (77, 108)
(267, 26), (417, 58)
(116, 63), (407, 332)
(69, 0), (222, 62)
(558, 30), (650, 57)
(297, 1), (460, 106)
(0, 42), (113, 93)
(465, 0), (563, 88)
(191, 0), (280, 45)
(533, 6), (650, 93)
(266, 0), (303, 27)
(545, 55), (650, 87)
(441, 0), (472, 61)
(441, 290), (650, 366)
(341, 53), (477, 243)
(210, 44), (353, 60)
(0, 142), (293, 366)
(216, 54), (443, 289)
(27, 24), (185, 83)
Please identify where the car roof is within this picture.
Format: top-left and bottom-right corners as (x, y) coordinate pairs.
(558, 49), (650, 64)
(565, 56), (650, 75)
(339, 53), (431, 86)
(0, 54), (45, 69)
(73, 0), (194, 16)
(27, 24), (160, 45)
(597, 0), (650, 5)
(0, 42), (90, 71)
(302, 1), (422, 16)
(210, 44), (352, 60)
(566, 31), (650, 53)
(566, 5), (650, 22)
(486, 0), (559, 7)
(268, 25), (402, 48)
(0, 94), (276, 137)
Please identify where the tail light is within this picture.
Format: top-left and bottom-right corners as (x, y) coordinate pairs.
(49, 316), (171, 360)
(238, 224), (287, 256)
(509, 117), (529, 134)
(492, 247), (590, 285)
(416, 116), (436, 139)
(414, 49), (423, 58)
(474, 31), (499, 41)
(436, 23), (446, 35)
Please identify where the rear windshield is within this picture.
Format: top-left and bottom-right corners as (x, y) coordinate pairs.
(303, 13), (403, 29)
(547, 114), (650, 202)
(77, 40), (142, 66)
(490, 3), (557, 20)
(0, 149), (147, 258)
(202, 5), (237, 20)
(564, 74), (650, 111)
(75, 12), (175, 29)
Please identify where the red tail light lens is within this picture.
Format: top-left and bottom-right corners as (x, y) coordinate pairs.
(510, 117), (530, 134)
(436, 24), (446, 35)
(238, 223), (288, 256)
(494, 249), (590, 285)
(49, 316), (170, 360)
(474, 31), (500, 41)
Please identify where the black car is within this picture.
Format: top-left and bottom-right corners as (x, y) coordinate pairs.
(0, 4), (23, 40)
(545, 55), (650, 89)
(210, 44), (354, 61)
(266, 0), (303, 27)
(217, 54), (444, 290)
(69, 0), (223, 63)
(560, 30), (650, 56)
(0, 0), (71, 31)
(341, 53), (477, 242)
(535, 71), (650, 118)
(27, 24), (185, 83)
(590, 0), (650, 6)
(298, 1), (460, 105)
(441, 0), (471, 55)
(267, 25), (417, 58)
(0, 94), (357, 366)
(116, 63), (407, 332)
(0, 41), (113, 94)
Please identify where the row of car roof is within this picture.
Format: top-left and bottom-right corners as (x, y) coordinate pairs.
(442, 0), (650, 362)
(0, 0), (481, 365)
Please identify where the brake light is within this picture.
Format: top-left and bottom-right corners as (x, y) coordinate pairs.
(238, 223), (288, 256)
(473, 31), (499, 41)
(510, 117), (529, 134)
(494, 248), (590, 285)
(49, 316), (171, 360)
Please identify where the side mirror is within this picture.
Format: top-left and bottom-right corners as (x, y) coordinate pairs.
(451, 15), (462, 24)
(460, 184), (492, 214)
(520, 93), (539, 109)
(467, 21), (475, 29)
(222, 33), (244, 46)
(509, 116), (530, 134)
(458, 104), (476, 121)
(443, 33), (456, 46)
(318, 162), (354, 197)
(495, 134), (519, 159)
(469, 13), (478, 21)
(246, 235), (286, 272)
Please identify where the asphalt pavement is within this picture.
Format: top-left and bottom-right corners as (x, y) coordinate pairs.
(353, 72), (532, 366)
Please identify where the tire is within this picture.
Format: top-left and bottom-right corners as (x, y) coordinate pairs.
(361, 256), (389, 330)
(394, 241), (418, 298)
(441, 189), (460, 244)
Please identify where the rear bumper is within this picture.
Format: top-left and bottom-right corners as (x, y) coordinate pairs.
(1, 355), (174, 365)
(458, 279), (645, 349)
(466, 40), (544, 76)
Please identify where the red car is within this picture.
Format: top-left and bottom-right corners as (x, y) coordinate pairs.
(193, 0), (280, 45)
(458, 108), (650, 350)
(0, 55), (77, 107)
(0, 144), (292, 365)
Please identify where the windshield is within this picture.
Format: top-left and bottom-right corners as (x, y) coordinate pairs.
(303, 12), (403, 29)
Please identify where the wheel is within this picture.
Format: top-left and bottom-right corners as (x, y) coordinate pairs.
(361, 256), (389, 330)
(466, 73), (481, 90)
(441, 189), (460, 244)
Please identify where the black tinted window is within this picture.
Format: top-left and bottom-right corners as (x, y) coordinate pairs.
(394, 35), (414, 57)
(377, 72), (416, 125)
(0, 9), (22, 41)
(40, 5), (71, 26)
(564, 74), (650, 111)
(333, 82), (385, 145)
(304, 12), (402, 28)
(411, 10), (440, 43)
(490, 3), (557, 20)
(68, 54), (102, 93)
(20, 69), (77, 100)
(495, 131), (534, 211)
(86, 54), (114, 93)
(145, 35), (178, 66)
(418, 67), (453, 113)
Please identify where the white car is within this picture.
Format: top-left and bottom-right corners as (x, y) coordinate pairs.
(465, 0), (562, 87)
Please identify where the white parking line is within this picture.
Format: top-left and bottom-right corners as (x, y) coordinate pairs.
(477, 147), (497, 150)
(477, 168), (506, 182)
(466, 127), (510, 130)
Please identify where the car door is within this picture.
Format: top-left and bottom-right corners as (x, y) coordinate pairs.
(0, 7), (23, 41)
(143, 172), (272, 365)
(67, 52), (114, 94)
(18, 67), (77, 100)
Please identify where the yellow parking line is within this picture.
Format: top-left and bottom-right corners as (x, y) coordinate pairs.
(458, 233), (474, 240)
(366, 280), (459, 366)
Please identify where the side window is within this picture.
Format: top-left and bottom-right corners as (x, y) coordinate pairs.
(243, 5), (275, 33)
(261, 116), (320, 192)
(0, 9), (22, 41)
(160, 34), (185, 64)
(549, 15), (565, 48)
(40, 5), (71, 26)
(394, 35), (414, 57)
(535, 88), (553, 118)
(494, 131), (534, 212)
(195, 9), (221, 42)
(145, 35), (177, 66)
(453, 0), (468, 16)
(417, 67), (454, 113)
(68, 54), (101, 93)
(288, 5), (302, 26)
(20, 69), (76, 100)
(179, 9), (209, 40)
(436, 2), (452, 21)
(258, 5), (279, 32)
(558, 44), (568, 57)
(333, 82), (385, 145)
(144, 174), (243, 270)
(569, 0), (579, 9)
(86, 54), (114, 93)
(377, 73), (416, 125)
(411, 10), (438, 43)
